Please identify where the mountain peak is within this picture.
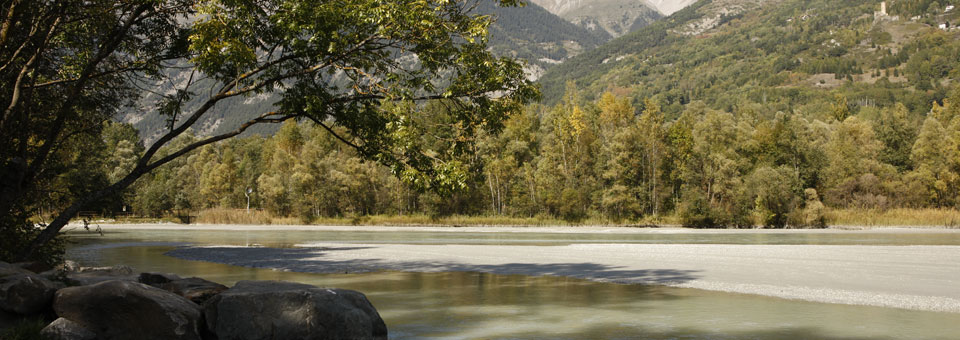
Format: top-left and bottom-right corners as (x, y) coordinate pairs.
(650, 0), (700, 15)
(527, 0), (664, 37)
(529, 0), (699, 17)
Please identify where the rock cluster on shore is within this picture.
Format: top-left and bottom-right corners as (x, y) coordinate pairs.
(0, 260), (387, 339)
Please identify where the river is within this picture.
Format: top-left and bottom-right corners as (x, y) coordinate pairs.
(65, 225), (960, 339)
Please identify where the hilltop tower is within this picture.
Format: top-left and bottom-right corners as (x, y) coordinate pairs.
(875, 1), (897, 21)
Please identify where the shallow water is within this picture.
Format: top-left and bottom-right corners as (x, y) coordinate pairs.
(65, 229), (960, 339)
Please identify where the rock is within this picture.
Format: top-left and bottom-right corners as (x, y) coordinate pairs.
(160, 277), (226, 304)
(13, 261), (54, 274)
(139, 272), (182, 287)
(40, 317), (97, 340)
(0, 309), (18, 331)
(57, 260), (81, 273)
(78, 264), (133, 275)
(0, 273), (58, 314)
(53, 280), (202, 340)
(0, 261), (32, 278)
(204, 280), (387, 340)
(66, 265), (137, 286)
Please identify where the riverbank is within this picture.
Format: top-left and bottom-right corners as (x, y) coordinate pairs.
(63, 222), (960, 233)
(74, 207), (960, 228)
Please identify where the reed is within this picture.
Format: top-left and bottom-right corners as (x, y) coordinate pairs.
(190, 209), (681, 227)
(109, 208), (960, 228)
(195, 208), (275, 225)
(825, 208), (960, 228)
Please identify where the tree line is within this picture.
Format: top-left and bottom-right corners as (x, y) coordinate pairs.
(82, 85), (958, 228)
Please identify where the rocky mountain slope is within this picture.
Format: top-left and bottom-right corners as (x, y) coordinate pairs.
(649, 0), (700, 15)
(529, 0), (664, 37)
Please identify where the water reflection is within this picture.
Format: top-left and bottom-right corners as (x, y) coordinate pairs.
(66, 242), (960, 340)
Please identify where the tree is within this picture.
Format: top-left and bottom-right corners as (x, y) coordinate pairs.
(637, 98), (666, 216)
(909, 117), (959, 207)
(747, 166), (801, 228)
(680, 109), (750, 227)
(2, 0), (537, 262)
(875, 103), (918, 172)
(596, 93), (641, 220)
(823, 117), (895, 208)
(831, 94), (851, 122)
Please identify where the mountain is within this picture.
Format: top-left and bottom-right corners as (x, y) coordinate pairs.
(124, 1), (609, 142)
(649, 0), (700, 15)
(480, 1), (612, 79)
(528, 0), (664, 37)
(538, 0), (960, 118)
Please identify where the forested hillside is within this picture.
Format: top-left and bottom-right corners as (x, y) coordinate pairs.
(540, 0), (960, 115)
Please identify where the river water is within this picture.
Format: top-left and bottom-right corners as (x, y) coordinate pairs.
(65, 228), (960, 339)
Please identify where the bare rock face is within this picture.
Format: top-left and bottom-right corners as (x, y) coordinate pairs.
(53, 280), (202, 340)
(40, 317), (97, 340)
(0, 273), (59, 314)
(203, 280), (387, 340)
(160, 277), (227, 304)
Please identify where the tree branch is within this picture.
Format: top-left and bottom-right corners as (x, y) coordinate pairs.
(16, 110), (295, 261)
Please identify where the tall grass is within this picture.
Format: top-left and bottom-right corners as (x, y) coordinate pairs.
(826, 208), (960, 228)
(195, 208), (278, 225)
(189, 209), (681, 227)
(109, 208), (960, 228)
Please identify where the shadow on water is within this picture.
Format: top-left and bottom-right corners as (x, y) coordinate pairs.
(164, 246), (701, 285)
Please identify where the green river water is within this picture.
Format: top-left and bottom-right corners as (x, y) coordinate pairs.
(64, 228), (960, 340)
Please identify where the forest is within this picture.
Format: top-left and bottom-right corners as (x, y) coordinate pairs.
(57, 82), (960, 228)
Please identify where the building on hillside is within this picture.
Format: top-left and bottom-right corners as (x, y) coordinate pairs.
(946, 5), (955, 13)
(875, 1), (899, 21)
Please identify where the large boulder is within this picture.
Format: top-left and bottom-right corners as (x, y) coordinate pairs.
(53, 280), (202, 340)
(12, 261), (54, 274)
(65, 265), (137, 286)
(161, 277), (227, 304)
(139, 272), (183, 287)
(0, 261), (32, 278)
(40, 317), (97, 340)
(203, 280), (387, 340)
(0, 273), (59, 314)
(0, 309), (17, 332)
